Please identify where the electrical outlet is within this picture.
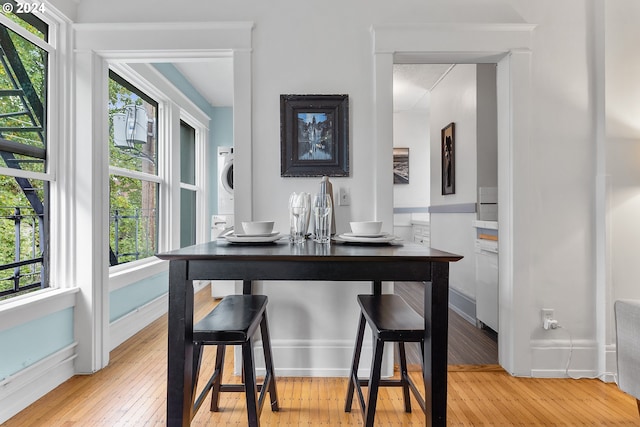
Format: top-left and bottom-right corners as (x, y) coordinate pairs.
(541, 308), (554, 329)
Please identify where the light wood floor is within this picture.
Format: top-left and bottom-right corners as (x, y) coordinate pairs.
(4, 288), (639, 426)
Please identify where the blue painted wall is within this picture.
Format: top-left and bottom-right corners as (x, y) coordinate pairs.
(153, 64), (234, 219)
(109, 272), (169, 322)
(0, 308), (74, 380)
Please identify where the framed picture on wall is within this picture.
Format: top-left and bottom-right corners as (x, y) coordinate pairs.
(441, 122), (455, 195)
(393, 147), (409, 184)
(280, 94), (349, 177)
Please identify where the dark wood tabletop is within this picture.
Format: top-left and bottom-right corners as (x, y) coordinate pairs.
(156, 239), (462, 263)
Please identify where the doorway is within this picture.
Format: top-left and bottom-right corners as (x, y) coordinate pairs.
(372, 23), (535, 376)
(392, 63), (499, 366)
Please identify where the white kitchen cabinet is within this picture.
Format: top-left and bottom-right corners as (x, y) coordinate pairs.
(473, 221), (498, 332)
(412, 221), (430, 246)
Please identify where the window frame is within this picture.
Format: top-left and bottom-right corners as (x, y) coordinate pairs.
(107, 63), (209, 283)
(107, 70), (161, 268)
(0, 11), (55, 301)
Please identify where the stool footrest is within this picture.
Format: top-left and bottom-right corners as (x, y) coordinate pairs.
(345, 293), (427, 427)
(191, 294), (279, 426)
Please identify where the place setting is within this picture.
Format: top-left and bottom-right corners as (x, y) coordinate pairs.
(223, 221), (285, 244)
(333, 221), (402, 245)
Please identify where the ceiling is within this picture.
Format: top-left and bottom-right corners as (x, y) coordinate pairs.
(172, 59), (234, 107)
(172, 61), (452, 112)
(392, 63), (453, 112)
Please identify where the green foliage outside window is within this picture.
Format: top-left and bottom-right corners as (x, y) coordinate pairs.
(0, 14), (48, 299)
(108, 74), (158, 265)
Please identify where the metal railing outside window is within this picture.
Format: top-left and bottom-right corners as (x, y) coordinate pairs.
(110, 207), (157, 265)
(0, 205), (44, 299)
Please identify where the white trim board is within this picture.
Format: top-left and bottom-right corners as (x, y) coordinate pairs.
(0, 344), (77, 424)
(109, 293), (168, 351)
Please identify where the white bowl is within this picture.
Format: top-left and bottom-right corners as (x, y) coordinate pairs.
(350, 221), (383, 235)
(241, 221), (274, 235)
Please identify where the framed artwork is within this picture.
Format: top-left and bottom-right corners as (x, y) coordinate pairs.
(441, 122), (455, 195)
(393, 147), (409, 184)
(280, 94), (349, 177)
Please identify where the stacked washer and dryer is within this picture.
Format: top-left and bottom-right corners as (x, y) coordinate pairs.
(213, 146), (234, 234)
(211, 146), (235, 297)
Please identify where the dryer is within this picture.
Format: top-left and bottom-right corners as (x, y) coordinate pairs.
(212, 147), (235, 298)
(217, 146), (234, 215)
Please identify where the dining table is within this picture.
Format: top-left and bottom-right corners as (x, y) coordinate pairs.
(156, 238), (462, 427)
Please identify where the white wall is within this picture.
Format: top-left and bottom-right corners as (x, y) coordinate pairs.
(393, 110), (430, 208)
(511, 0), (596, 349)
(429, 64), (478, 299)
(606, 1), (640, 303)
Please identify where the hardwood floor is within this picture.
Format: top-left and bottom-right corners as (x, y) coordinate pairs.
(395, 281), (498, 367)
(4, 287), (639, 426)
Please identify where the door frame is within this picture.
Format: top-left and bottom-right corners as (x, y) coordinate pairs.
(372, 23), (535, 375)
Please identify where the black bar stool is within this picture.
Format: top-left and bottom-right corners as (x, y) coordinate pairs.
(191, 294), (279, 426)
(345, 293), (426, 427)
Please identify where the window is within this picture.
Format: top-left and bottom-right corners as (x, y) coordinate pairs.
(180, 120), (196, 248)
(108, 71), (159, 266)
(0, 8), (50, 300)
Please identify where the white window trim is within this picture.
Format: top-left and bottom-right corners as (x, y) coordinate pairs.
(72, 21), (251, 373)
(179, 110), (208, 244)
(109, 166), (162, 184)
(0, 4), (70, 307)
(0, 13), (52, 52)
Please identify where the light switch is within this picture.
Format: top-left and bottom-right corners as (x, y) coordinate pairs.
(339, 187), (350, 206)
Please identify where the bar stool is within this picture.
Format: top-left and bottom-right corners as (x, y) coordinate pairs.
(345, 293), (426, 427)
(191, 294), (279, 426)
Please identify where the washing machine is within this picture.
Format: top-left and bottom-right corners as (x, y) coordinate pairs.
(217, 146), (234, 215)
(212, 147), (235, 298)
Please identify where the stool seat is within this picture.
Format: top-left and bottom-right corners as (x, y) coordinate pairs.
(358, 294), (424, 342)
(194, 295), (267, 344)
(191, 294), (278, 427)
(345, 293), (426, 427)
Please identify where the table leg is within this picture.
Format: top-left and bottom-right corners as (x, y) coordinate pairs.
(167, 260), (195, 426)
(371, 280), (381, 295)
(423, 262), (450, 427)
(243, 280), (253, 295)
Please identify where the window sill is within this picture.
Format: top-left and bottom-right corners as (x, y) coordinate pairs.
(0, 288), (78, 332)
(109, 257), (168, 292)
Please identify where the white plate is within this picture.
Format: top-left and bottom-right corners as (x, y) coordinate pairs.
(225, 233), (283, 243)
(232, 231), (280, 238)
(335, 234), (399, 243)
(343, 232), (389, 238)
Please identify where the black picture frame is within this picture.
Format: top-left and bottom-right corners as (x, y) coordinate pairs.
(280, 94), (349, 177)
(393, 147), (409, 184)
(441, 122), (455, 195)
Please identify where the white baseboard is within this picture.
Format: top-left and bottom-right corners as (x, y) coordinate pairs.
(109, 293), (168, 351)
(530, 338), (604, 379)
(246, 339), (393, 378)
(0, 343), (77, 424)
(603, 343), (618, 383)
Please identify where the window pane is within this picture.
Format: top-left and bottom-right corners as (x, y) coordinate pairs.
(1, 1), (48, 41)
(0, 23), (48, 173)
(108, 73), (157, 175)
(109, 176), (158, 265)
(180, 120), (195, 185)
(0, 175), (47, 300)
(180, 188), (196, 248)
